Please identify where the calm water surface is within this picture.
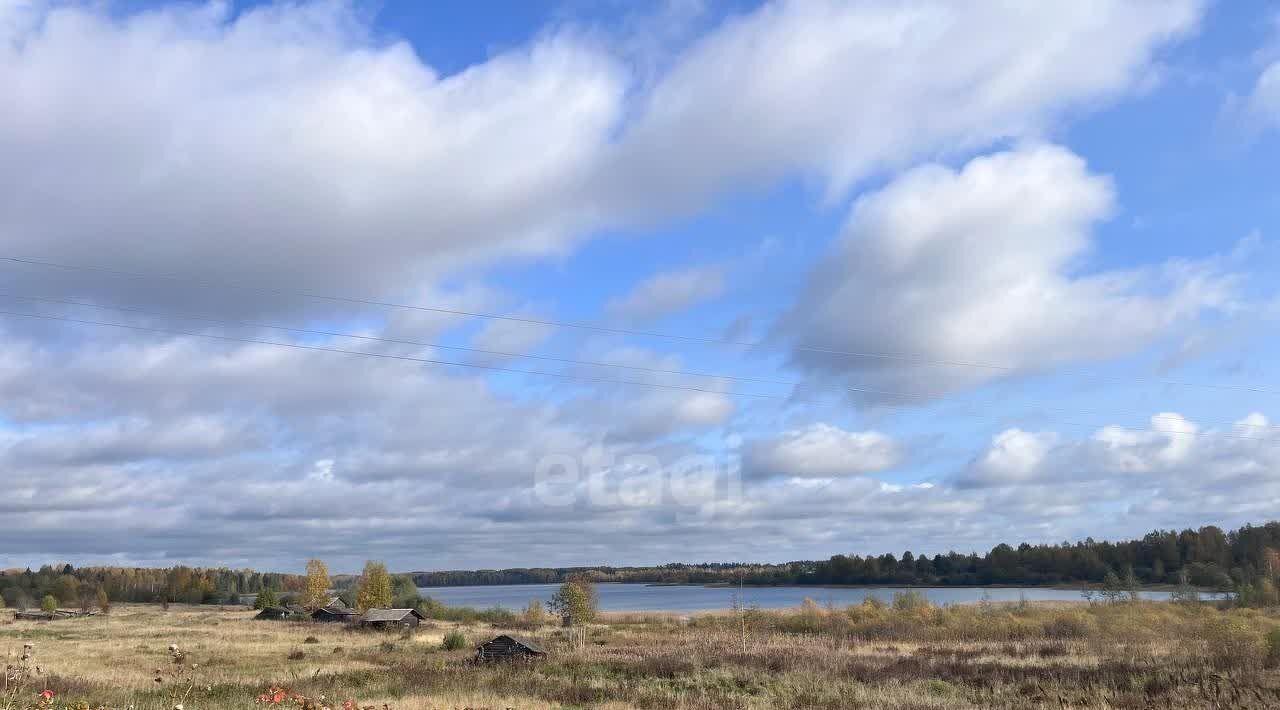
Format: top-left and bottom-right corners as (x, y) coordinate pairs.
(417, 583), (1210, 612)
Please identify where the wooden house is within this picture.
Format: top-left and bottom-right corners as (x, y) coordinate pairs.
(359, 608), (425, 630)
(311, 604), (359, 623)
(475, 634), (548, 662)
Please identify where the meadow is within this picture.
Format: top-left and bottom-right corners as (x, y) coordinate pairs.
(3, 599), (1280, 709)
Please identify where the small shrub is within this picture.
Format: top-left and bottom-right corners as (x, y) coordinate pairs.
(862, 595), (887, 611)
(379, 641), (396, 653)
(303, 636), (319, 644)
(442, 630), (468, 651)
(522, 600), (547, 628)
(287, 649), (305, 660)
(892, 590), (929, 612)
(923, 679), (957, 697)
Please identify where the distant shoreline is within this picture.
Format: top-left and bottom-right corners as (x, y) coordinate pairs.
(417, 581), (1228, 594)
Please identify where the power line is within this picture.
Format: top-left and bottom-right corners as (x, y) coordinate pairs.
(3, 254), (1276, 396)
(0, 307), (1274, 444)
(2, 290), (1277, 435)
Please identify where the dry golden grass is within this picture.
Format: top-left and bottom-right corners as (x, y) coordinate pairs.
(2, 601), (1279, 709)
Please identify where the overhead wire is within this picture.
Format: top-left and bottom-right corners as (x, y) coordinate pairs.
(3, 254), (1278, 396)
(0, 290), (1276, 435)
(0, 306), (1274, 444)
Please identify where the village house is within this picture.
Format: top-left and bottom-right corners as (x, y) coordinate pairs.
(311, 604), (359, 623)
(359, 608), (425, 630)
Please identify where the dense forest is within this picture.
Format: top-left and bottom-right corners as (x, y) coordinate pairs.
(3, 521), (1277, 610)
(412, 521), (1280, 591)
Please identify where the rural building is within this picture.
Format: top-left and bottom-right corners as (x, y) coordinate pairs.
(254, 605), (304, 621)
(475, 634), (548, 662)
(311, 604), (359, 623)
(359, 608), (425, 630)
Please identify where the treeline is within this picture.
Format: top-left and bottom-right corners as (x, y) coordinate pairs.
(0, 564), (303, 609)
(412, 522), (1280, 591)
(5, 521), (1277, 610)
(801, 523), (1280, 589)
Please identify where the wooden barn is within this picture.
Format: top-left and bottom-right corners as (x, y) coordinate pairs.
(475, 634), (548, 662)
(359, 608), (425, 630)
(311, 604), (359, 623)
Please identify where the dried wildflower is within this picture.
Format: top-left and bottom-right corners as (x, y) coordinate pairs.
(257, 686), (289, 704)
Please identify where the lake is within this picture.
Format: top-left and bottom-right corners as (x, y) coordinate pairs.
(416, 583), (1215, 612)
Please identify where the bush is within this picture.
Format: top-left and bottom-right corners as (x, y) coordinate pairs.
(521, 600), (547, 628)
(861, 595), (887, 611)
(303, 636), (319, 644)
(287, 649), (305, 660)
(442, 630), (468, 651)
(892, 590), (929, 612)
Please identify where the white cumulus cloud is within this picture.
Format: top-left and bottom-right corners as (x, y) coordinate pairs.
(782, 145), (1237, 398)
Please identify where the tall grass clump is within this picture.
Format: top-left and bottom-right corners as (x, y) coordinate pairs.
(1200, 613), (1266, 670)
(441, 630), (469, 651)
(1264, 627), (1280, 668)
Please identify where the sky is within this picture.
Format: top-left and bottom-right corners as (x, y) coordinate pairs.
(1, 0), (1279, 574)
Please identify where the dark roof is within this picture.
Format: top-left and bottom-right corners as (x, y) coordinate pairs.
(255, 606), (293, 618)
(313, 605), (358, 617)
(483, 634), (547, 654)
(361, 608), (425, 623)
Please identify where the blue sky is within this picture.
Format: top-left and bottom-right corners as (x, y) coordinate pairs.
(0, 0), (1278, 573)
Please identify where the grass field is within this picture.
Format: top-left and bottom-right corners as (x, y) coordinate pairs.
(3, 600), (1280, 709)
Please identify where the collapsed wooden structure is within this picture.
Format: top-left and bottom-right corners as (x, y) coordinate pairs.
(475, 634), (548, 662)
(253, 605), (307, 621)
(13, 609), (98, 621)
